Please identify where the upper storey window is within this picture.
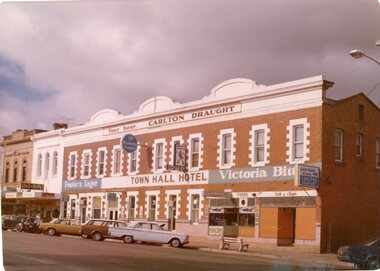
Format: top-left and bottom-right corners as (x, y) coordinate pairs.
(335, 129), (343, 162)
(287, 119), (310, 164)
(81, 151), (92, 178)
(97, 148), (107, 177)
(37, 154), (42, 177)
(112, 147), (122, 176)
(188, 133), (203, 171)
(218, 129), (235, 169)
(376, 139), (380, 169)
(153, 139), (166, 173)
(52, 151), (58, 176)
(356, 133), (363, 159)
(68, 152), (77, 179)
(250, 124), (269, 167)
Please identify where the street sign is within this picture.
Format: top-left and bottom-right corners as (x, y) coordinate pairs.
(295, 164), (320, 188)
(121, 134), (138, 153)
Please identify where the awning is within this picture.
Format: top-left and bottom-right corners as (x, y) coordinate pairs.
(5, 191), (61, 200)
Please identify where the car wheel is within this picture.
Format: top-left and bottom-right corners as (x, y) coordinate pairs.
(15, 223), (23, 232)
(91, 232), (103, 241)
(170, 238), (182, 248)
(367, 258), (379, 270)
(123, 235), (134, 244)
(47, 228), (56, 236)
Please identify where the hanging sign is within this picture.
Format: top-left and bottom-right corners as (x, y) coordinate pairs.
(121, 134), (138, 153)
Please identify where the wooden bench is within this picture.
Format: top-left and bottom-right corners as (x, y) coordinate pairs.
(219, 237), (249, 252)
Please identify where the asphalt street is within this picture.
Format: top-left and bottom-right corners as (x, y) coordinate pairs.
(1, 231), (352, 271)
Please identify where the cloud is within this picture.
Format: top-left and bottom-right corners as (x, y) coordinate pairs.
(0, 0), (379, 138)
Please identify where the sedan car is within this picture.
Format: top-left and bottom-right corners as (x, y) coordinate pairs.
(39, 218), (81, 236)
(108, 221), (189, 248)
(80, 219), (127, 241)
(337, 238), (380, 270)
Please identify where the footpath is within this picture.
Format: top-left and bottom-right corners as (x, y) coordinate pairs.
(186, 237), (357, 270)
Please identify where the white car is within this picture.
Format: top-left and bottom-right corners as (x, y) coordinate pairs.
(109, 221), (189, 248)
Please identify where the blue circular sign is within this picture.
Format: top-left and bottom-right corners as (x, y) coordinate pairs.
(121, 134), (138, 153)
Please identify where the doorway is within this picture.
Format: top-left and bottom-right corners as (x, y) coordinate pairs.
(277, 208), (295, 246)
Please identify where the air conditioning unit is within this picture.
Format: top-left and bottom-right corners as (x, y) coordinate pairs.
(239, 197), (248, 207)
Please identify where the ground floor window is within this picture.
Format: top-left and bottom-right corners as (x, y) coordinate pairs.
(148, 195), (156, 221)
(191, 194), (200, 223)
(93, 197), (101, 218)
(128, 196), (135, 221)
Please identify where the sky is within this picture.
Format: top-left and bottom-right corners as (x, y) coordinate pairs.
(0, 0), (379, 139)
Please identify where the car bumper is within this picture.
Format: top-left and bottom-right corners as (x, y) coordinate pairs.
(337, 255), (351, 263)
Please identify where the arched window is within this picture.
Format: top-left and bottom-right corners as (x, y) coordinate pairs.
(22, 159), (27, 182)
(13, 160), (18, 182)
(52, 151), (58, 176)
(37, 154), (42, 177)
(44, 153), (50, 179)
(5, 161), (10, 183)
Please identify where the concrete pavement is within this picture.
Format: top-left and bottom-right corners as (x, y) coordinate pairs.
(186, 237), (357, 270)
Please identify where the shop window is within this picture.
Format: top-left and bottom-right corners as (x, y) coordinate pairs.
(191, 194), (200, 223)
(128, 196), (136, 221)
(5, 161), (10, 183)
(13, 161), (18, 182)
(37, 154), (42, 177)
(376, 139), (380, 169)
(113, 148), (121, 175)
(129, 150), (137, 173)
(238, 213), (255, 227)
(98, 150), (106, 176)
(22, 159), (27, 182)
(335, 129), (343, 162)
(93, 197), (101, 218)
(52, 151), (58, 176)
(70, 199), (76, 219)
(83, 153), (90, 177)
(148, 195), (156, 221)
(356, 133), (363, 158)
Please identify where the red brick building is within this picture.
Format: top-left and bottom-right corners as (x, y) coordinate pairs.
(57, 75), (380, 252)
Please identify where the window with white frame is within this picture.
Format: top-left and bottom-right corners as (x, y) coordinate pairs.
(335, 129), (343, 162)
(293, 125), (304, 159)
(69, 153), (76, 179)
(129, 149), (137, 173)
(97, 149), (106, 176)
(113, 148), (122, 175)
(128, 195), (136, 221)
(52, 151), (58, 176)
(356, 133), (363, 158)
(222, 134), (232, 166)
(82, 152), (91, 177)
(37, 154), (42, 177)
(190, 138), (200, 168)
(92, 197), (102, 218)
(191, 194), (200, 223)
(44, 152), (50, 179)
(218, 129), (235, 169)
(376, 139), (380, 169)
(287, 119), (309, 164)
(251, 124), (269, 166)
(148, 195), (157, 221)
(153, 139), (166, 172)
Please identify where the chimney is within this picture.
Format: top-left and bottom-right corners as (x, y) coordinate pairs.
(52, 123), (68, 130)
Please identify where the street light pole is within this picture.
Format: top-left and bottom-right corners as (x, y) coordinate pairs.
(350, 49), (380, 66)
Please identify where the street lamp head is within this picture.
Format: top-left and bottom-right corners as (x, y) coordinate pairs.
(350, 49), (365, 59)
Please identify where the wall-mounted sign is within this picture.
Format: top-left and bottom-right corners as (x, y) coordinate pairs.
(21, 183), (44, 191)
(209, 207), (224, 213)
(240, 207), (255, 214)
(295, 164), (320, 188)
(104, 104), (242, 136)
(208, 226), (224, 236)
(62, 178), (102, 191)
(121, 134), (138, 153)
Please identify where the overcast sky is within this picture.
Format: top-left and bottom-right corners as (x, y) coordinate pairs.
(0, 0), (379, 139)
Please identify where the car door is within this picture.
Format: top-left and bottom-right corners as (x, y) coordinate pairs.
(68, 220), (81, 235)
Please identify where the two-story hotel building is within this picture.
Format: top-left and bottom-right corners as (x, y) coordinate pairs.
(29, 75), (380, 252)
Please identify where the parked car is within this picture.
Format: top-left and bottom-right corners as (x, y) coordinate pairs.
(80, 219), (127, 241)
(337, 238), (380, 270)
(15, 216), (41, 233)
(40, 218), (81, 236)
(2, 215), (26, 231)
(108, 221), (189, 248)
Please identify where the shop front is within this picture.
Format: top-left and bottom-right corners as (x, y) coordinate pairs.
(206, 192), (256, 238)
